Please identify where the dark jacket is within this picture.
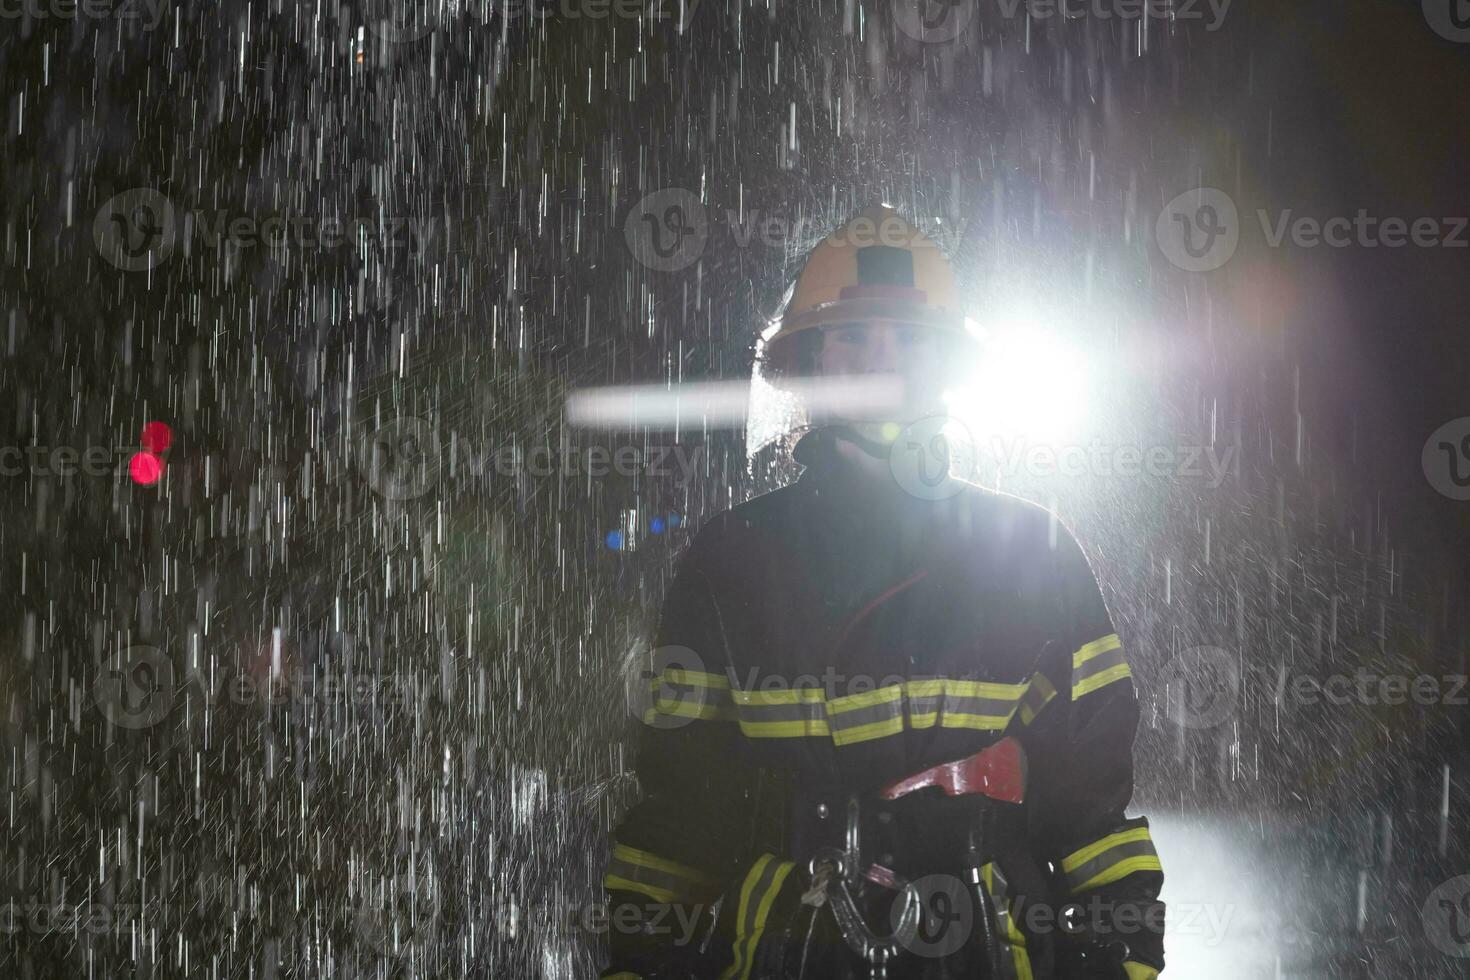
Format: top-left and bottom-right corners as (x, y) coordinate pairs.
(603, 429), (1165, 979)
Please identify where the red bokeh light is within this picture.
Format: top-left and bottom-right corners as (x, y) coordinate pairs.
(141, 420), (173, 454)
(129, 451), (164, 486)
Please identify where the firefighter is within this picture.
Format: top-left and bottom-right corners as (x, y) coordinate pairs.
(603, 206), (1166, 979)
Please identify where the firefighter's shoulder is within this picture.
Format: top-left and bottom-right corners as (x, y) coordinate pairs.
(678, 483), (806, 546)
(940, 476), (1082, 551)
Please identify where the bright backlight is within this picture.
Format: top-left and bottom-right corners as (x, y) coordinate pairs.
(944, 320), (1090, 448)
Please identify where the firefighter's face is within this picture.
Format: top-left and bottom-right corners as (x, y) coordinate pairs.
(815, 321), (943, 378)
(814, 321), (953, 417)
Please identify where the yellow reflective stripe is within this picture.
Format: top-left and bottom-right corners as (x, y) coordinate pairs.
(1072, 662), (1132, 699)
(719, 854), (796, 980)
(603, 874), (679, 904)
(1071, 633), (1132, 699)
(731, 688), (827, 705)
(649, 667), (737, 723)
(831, 716), (905, 745)
(739, 718), (832, 738)
(605, 844), (717, 904)
(1073, 633), (1122, 668)
(612, 844), (715, 884)
(729, 678), (1028, 741)
(1017, 673), (1057, 726)
(652, 699), (739, 721)
(981, 863), (1032, 980)
(663, 668), (730, 689)
(1060, 827), (1163, 894)
(1124, 963), (1160, 980)
(829, 686), (905, 745)
(828, 686), (903, 712)
(1071, 854), (1164, 894)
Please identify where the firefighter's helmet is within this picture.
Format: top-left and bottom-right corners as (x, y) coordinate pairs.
(762, 204), (980, 376)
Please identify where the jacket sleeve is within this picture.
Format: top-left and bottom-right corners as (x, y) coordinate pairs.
(1013, 524), (1166, 977)
(602, 526), (763, 978)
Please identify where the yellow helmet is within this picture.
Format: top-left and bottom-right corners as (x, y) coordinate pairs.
(763, 204), (979, 375)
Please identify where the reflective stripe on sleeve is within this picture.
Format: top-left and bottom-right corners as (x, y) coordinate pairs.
(1124, 963), (1161, 980)
(1071, 634), (1132, 700)
(1016, 672), (1057, 727)
(642, 668), (737, 727)
(719, 854), (796, 980)
(604, 843), (719, 905)
(1059, 826), (1163, 895)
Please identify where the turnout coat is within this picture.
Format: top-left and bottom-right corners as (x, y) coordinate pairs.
(603, 429), (1165, 979)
